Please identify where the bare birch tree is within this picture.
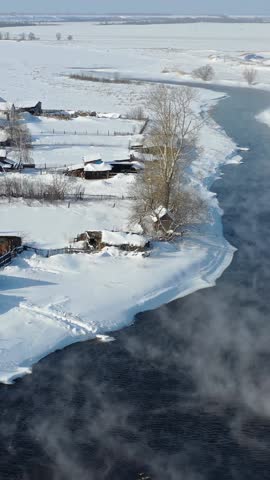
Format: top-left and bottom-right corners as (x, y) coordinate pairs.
(192, 65), (215, 81)
(243, 68), (257, 85)
(6, 107), (32, 168)
(130, 85), (206, 239)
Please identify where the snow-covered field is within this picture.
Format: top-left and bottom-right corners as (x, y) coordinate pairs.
(0, 22), (254, 383)
(26, 114), (143, 168)
(0, 22), (270, 110)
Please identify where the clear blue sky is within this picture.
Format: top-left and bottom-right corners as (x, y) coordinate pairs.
(1, 0), (270, 16)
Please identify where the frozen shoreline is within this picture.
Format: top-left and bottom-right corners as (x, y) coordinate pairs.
(0, 89), (242, 384)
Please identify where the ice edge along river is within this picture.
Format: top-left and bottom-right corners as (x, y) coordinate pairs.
(0, 88), (240, 384)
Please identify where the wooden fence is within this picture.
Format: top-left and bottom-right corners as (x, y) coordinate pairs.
(24, 245), (91, 258)
(38, 130), (135, 137)
(0, 245), (92, 268)
(0, 247), (24, 269)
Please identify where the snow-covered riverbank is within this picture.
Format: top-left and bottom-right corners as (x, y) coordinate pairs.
(0, 88), (242, 384)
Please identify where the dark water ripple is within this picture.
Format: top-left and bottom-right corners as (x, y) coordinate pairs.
(1, 85), (270, 479)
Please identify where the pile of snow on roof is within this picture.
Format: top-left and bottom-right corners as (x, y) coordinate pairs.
(102, 231), (148, 247)
(84, 161), (112, 172)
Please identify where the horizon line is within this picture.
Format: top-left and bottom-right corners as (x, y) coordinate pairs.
(0, 12), (269, 17)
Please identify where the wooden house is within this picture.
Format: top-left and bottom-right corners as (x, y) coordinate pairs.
(151, 207), (174, 232)
(84, 161), (112, 180)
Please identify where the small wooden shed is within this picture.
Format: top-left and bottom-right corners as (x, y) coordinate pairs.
(0, 236), (22, 256)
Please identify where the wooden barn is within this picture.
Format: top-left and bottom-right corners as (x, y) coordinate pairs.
(18, 101), (43, 116)
(66, 163), (85, 178)
(0, 236), (22, 256)
(110, 160), (143, 175)
(84, 161), (112, 180)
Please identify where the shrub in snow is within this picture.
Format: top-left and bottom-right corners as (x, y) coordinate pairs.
(28, 32), (36, 41)
(243, 68), (258, 85)
(126, 106), (146, 121)
(192, 65), (215, 82)
(130, 85), (206, 240)
(0, 174), (85, 202)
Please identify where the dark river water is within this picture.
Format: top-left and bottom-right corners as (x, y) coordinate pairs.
(1, 85), (270, 480)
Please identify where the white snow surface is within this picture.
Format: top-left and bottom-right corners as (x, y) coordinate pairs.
(0, 22), (270, 108)
(0, 88), (241, 384)
(0, 22), (249, 383)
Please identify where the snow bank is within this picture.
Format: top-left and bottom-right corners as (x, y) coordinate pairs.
(0, 88), (241, 384)
(256, 109), (270, 128)
(97, 113), (121, 119)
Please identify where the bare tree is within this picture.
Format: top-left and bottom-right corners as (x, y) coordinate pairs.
(18, 32), (26, 41)
(0, 32), (3, 40)
(126, 106), (146, 120)
(0, 174), (84, 202)
(56, 32), (62, 41)
(67, 35), (73, 41)
(243, 68), (257, 85)
(6, 108), (32, 168)
(28, 32), (36, 41)
(192, 65), (215, 81)
(4, 32), (10, 40)
(130, 85), (205, 239)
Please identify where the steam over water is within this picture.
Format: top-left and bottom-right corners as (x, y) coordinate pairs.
(1, 85), (270, 479)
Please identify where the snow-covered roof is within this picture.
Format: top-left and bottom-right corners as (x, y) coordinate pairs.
(0, 130), (8, 142)
(101, 230), (148, 247)
(83, 152), (102, 164)
(97, 113), (120, 119)
(84, 161), (112, 172)
(0, 149), (6, 158)
(67, 163), (84, 171)
(131, 161), (144, 170)
(151, 206), (173, 223)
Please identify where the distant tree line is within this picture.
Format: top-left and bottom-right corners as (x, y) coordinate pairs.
(0, 32), (73, 41)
